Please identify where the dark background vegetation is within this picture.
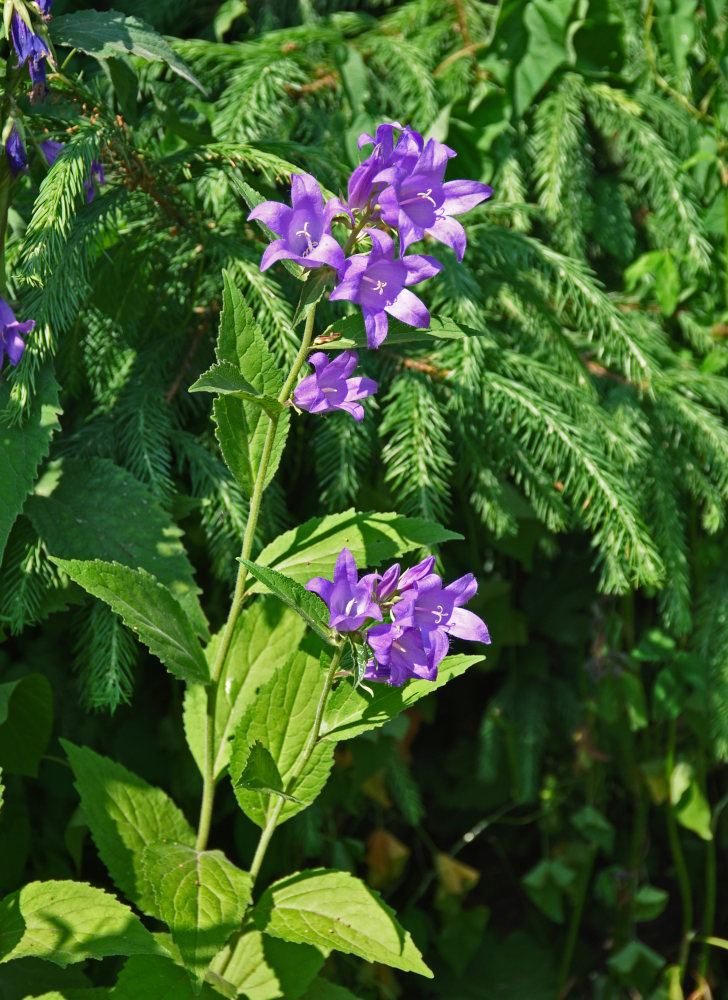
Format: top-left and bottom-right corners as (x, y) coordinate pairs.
(2, 0), (728, 996)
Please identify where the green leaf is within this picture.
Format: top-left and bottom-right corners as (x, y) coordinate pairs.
(207, 930), (324, 1000)
(190, 362), (283, 416)
(0, 674), (53, 777)
(633, 884), (669, 922)
(0, 362), (61, 563)
(112, 955), (222, 1000)
(624, 250), (681, 316)
(25, 991), (109, 1000)
(292, 272), (330, 329)
(655, 0), (697, 80)
(229, 649), (335, 828)
(607, 940), (665, 994)
(299, 981), (361, 1000)
(183, 599), (307, 780)
(513, 0), (574, 115)
(61, 741), (196, 919)
(252, 509), (461, 592)
(521, 859), (575, 924)
(26, 458), (208, 640)
(315, 313), (483, 351)
(213, 273), (289, 496)
(141, 841), (252, 982)
(0, 881), (156, 966)
(251, 868), (432, 977)
(50, 10), (204, 91)
(571, 806), (615, 852)
(235, 741), (303, 803)
(51, 559), (209, 684)
(239, 559), (332, 644)
(0, 767), (3, 817)
(670, 761), (712, 840)
(321, 655), (482, 741)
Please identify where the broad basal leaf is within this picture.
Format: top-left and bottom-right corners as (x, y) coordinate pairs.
(0, 674), (53, 777)
(62, 741), (195, 919)
(142, 841), (252, 981)
(229, 649), (335, 828)
(207, 930), (324, 1000)
(51, 559), (209, 684)
(26, 457), (208, 639)
(239, 559), (332, 643)
(252, 869), (431, 977)
(50, 10), (204, 91)
(0, 362), (61, 563)
(0, 881), (156, 966)
(183, 599), (306, 780)
(321, 654), (482, 741)
(252, 509), (461, 591)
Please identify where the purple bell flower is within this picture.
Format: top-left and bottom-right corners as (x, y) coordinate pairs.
(249, 173), (348, 273)
(347, 122), (424, 212)
(11, 12), (50, 101)
(39, 138), (63, 166)
(38, 0), (55, 16)
(6, 127), (28, 177)
(293, 350), (377, 423)
(364, 622), (447, 686)
(375, 137), (492, 262)
(329, 229), (442, 348)
(0, 300), (35, 371)
(305, 548), (382, 633)
(393, 572), (491, 644)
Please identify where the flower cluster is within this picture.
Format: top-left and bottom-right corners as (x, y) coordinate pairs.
(306, 548), (490, 687)
(0, 299), (35, 372)
(250, 122), (492, 423)
(10, 1), (54, 103)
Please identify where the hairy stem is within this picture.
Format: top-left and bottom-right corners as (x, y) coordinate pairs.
(195, 304), (319, 852)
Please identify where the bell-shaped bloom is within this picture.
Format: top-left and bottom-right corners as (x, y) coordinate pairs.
(40, 138), (63, 166)
(0, 300), (35, 371)
(394, 572), (491, 644)
(375, 137), (492, 262)
(6, 127), (28, 177)
(293, 350), (377, 423)
(11, 12), (50, 100)
(348, 122), (424, 211)
(364, 622), (448, 686)
(249, 173), (348, 273)
(329, 229), (442, 348)
(305, 548), (382, 633)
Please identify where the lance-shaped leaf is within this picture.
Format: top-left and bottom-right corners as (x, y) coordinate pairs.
(0, 881), (157, 966)
(251, 869), (431, 977)
(239, 559), (332, 644)
(50, 10), (204, 91)
(234, 741), (303, 804)
(321, 654), (482, 741)
(207, 930), (324, 1000)
(251, 509), (461, 592)
(314, 313), (487, 351)
(51, 559), (209, 684)
(229, 649), (335, 828)
(62, 741), (195, 919)
(142, 841), (252, 982)
(190, 362), (283, 417)
(26, 457), (208, 640)
(183, 600), (306, 780)
(0, 362), (61, 563)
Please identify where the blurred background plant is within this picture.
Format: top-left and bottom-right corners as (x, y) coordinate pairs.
(2, 0), (728, 996)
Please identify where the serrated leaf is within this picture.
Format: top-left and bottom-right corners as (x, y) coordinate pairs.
(314, 313), (484, 352)
(112, 955), (221, 1000)
(183, 599), (307, 780)
(51, 559), (208, 684)
(0, 881), (156, 966)
(190, 362), (283, 416)
(207, 930), (324, 1000)
(0, 674), (53, 777)
(229, 649), (335, 828)
(0, 362), (61, 563)
(321, 654), (482, 741)
(50, 10), (204, 91)
(142, 841), (252, 981)
(239, 559), (332, 644)
(61, 742), (195, 919)
(235, 741), (303, 803)
(252, 869), (431, 977)
(26, 457), (208, 640)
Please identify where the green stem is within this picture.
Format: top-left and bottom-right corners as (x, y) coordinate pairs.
(665, 719), (693, 978)
(195, 304), (319, 852)
(556, 845), (597, 1000)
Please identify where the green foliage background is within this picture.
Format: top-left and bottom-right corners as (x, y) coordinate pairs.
(2, 0), (728, 996)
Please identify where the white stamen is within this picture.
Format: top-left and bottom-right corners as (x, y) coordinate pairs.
(295, 220), (318, 255)
(432, 604), (446, 624)
(417, 188), (437, 207)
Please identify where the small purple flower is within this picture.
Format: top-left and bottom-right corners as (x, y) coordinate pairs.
(84, 160), (105, 203)
(249, 173), (348, 273)
(293, 350), (377, 423)
(329, 229), (442, 348)
(11, 12), (50, 101)
(40, 139), (63, 166)
(394, 572), (491, 644)
(364, 622), (448, 686)
(375, 137), (492, 261)
(0, 300), (35, 371)
(305, 548), (382, 633)
(348, 122), (424, 212)
(6, 127), (28, 177)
